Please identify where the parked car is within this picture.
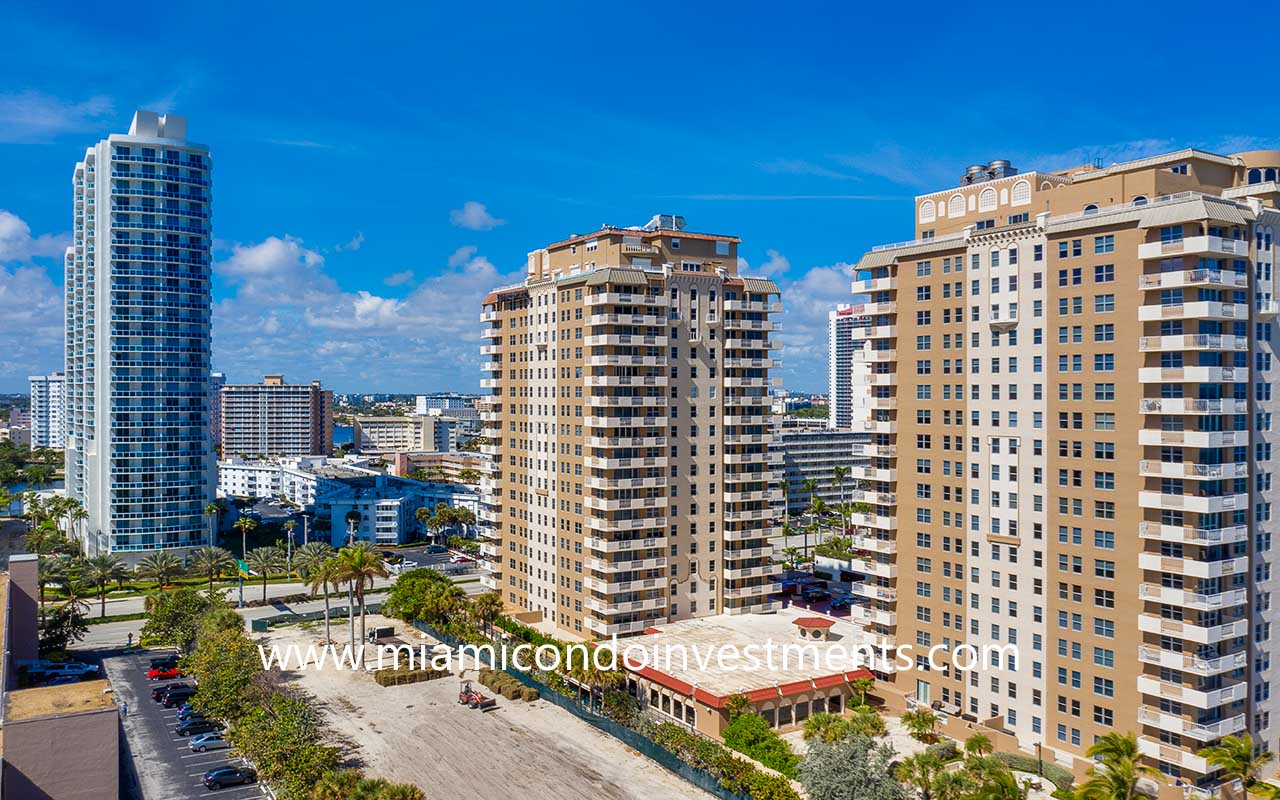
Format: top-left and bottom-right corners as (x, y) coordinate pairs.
(425, 544), (447, 554)
(153, 682), (190, 702)
(800, 587), (831, 603)
(177, 707), (206, 722)
(31, 662), (98, 680)
(162, 687), (197, 708)
(147, 666), (184, 680)
(829, 594), (859, 611)
(203, 766), (256, 790)
(777, 579), (802, 595)
(176, 702), (197, 716)
(178, 718), (224, 737)
(47, 675), (83, 686)
(189, 732), (229, 753)
(148, 654), (180, 671)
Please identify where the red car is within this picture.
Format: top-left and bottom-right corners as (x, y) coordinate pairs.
(147, 666), (184, 681)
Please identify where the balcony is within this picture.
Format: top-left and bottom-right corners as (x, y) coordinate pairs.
(584, 516), (667, 533)
(723, 318), (779, 332)
(1138, 584), (1249, 611)
(584, 595), (668, 615)
(1137, 737), (1210, 775)
(584, 374), (667, 387)
(723, 488), (782, 504)
(583, 456), (667, 473)
(586, 313), (665, 327)
(848, 606), (897, 627)
(1138, 552), (1248, 579)
(724, 299), (782, 312)
(584, 555), (667, 573)
(478, 573), (499, 590)
(861, 420), (896, 435)
(583, 334), (668, 347)
(848, 465), (897, 482)
(724, 563), (782, 581)
(849, 512), (897, 530)
(586, 435), (667, 449)
(584, 292), (662, 307)
(1137, 491), (1246, 515)
(583, 494), (665, 512)
(1137, 613), (1248, 644)
(856, 349), (897, 363)
(723, 545), (775, 561)
(1138, 334), (1248, 352)
(1138, 268), (1249, 290)
(867, 396), (898, 410)
(1138, 429), (1249, 447)
(621, 243), (659, 255)
(583, 415), (667, 430)
(852, 325), (897, 340)
(1138, 366), (1246, 383)
(584, 394), (668, 407)
(851, 444), (896, 458)
(1136, 708), (1246, 742)
(724, 375), (782, 388)
(583, 535), (667, 553)
(584, 575), (665, 593)
(1138, 461), (1247, 480)
(815, 554), (897, 579)
(860, 301), (897, 316)
(1138, 235), (1251, 260)
(723, 450), (782, 465)
(1138, 301), (1245, 321)
(868, 373), (897, 386)
(724, 582), (775, 599)
(724, 357), (779, 369)
(1138, 398), (1249, 415)
(852, 276), (897, 293)
(723, 337), (781, 350)
(587, 354), (667, 367)
(724, 507), (773, 522)
(1138, 522), (1250, 546)
(1137, 645), (1247, 676)
(584, 617), (660, 636)
(723, 414), (774, 426)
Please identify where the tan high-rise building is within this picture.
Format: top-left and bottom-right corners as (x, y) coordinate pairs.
(220, 375), (334, 457)
(478, 215), (783, 638)
(851, 150), (1280, 790)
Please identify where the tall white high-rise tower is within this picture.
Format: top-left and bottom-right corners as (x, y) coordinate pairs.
(64, 111), (215, 559)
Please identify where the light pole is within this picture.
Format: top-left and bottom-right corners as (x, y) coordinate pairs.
(1034, 742), (1043, 777)
(345, 511), (360, 650)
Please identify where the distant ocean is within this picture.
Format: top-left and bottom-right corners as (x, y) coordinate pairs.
(334, 425), (354, 445)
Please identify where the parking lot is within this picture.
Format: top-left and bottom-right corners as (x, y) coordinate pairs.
(104, 650), (266, 800)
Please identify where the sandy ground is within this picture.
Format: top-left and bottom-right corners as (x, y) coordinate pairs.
(261, 616), (714, 800)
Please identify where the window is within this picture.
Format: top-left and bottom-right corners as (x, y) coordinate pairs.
(919, 201), (937, 224)
(1094, 294), (1115, 313)
(949, 194), (965, 218)
(979, 187), (997, 212)
(1094, 235), (1114, 254)
(1094, 264), (1114, 283)
(1011, 180), (1031, 207)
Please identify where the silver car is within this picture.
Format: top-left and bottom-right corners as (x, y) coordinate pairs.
(188, 732), (229, 753)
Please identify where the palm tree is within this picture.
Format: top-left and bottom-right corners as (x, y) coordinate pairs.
(293, 541), (335, 581)
(848, 705), (886, 737)
(0, 488), (12, 518)
(203, 501), (220, 546)
(1087, 731), (1143, 765)
(137, 551), (184, 589)
(245, 546), (286, 602)
(968, 761), (1028, 800)
(472, 591), (503, 637)
(81, 553), (126, 617)
(232, 515), (257, 558)
(188, 546), (236, 593)
(897, 752), (943, 800)
(1200, 734), (1272, 790)
(282, 519), (298, 574)
(803, 711), (850, 744)
(333, 542), (389, 646)
(1077, 757), (1154, 800)
(307, 557), (342, 644)
(852, 675), (875, 706)
(414, 506), (432, 542)
(833, 465), (849, 531)
(37, 555), (68, 604)
(931, 770), (973, 800)
(964, 732), (995, 761)
(782, 546), (801, 571)
(901, 707), (940, 743)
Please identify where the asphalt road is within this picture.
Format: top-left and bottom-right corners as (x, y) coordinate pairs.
(106, 651), (266, 800)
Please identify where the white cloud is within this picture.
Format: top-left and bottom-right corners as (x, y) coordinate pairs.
(759, 159), (858, 181)
(0, 264), (64, 387)
(383, 269), (415, 287)
(448, 245), (478, 267)
(336, 232), (365, 252)
(753, 249), (790, 277)
(773, 262), (856, 392)
(449, 201), (504, 231)
(210, 236), (521, 391)
(0, 91), (114, 144)
(0, 210), (70, 261)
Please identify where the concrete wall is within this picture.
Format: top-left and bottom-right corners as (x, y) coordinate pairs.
(8, 555), (38, 665)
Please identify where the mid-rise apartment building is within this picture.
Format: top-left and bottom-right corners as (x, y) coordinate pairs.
(850, 149), (1280, 790)
(210, 371), (225, 450)
(64, 111), (215, 558)
(778, 428), (869, 518)
(26, 373), (65, 449)
(828, 305), (871, 430)
(352, 414), (455, 454)
(220, 375), (333, 457)
(478, 215), (783, 638)
(415, 394), (469, 414)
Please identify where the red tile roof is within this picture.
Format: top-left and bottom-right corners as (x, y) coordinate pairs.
(792, 617), (837, 629)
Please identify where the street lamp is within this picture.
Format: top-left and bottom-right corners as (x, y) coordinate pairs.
(1034, 742), (1043, 777)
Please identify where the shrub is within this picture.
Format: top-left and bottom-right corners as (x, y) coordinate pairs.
(521, 687), (540, 702)
(926, 739), (959, 761)
(722, 713), (799, 778)
(992, 753), (1074, 791)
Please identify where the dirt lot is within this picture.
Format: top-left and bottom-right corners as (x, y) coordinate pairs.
(262, 616), (712, 800)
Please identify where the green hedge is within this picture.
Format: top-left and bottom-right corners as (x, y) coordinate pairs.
(373, 667), (449, 686)
(992, 752), (1075, 791)
(646, 720), (800, 800)
(926, 739), (959, 761)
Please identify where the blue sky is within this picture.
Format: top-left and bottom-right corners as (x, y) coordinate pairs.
(2, 1), (1277, 393)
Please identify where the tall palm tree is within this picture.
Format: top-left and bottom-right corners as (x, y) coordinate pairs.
(293, 541), (335, 581)
(333, 542), (389, 647)
(806, 495), (828, 559)
(245, 546), (286, 602)
(65, 503), (87, 547)
(188, 546), (236, 593)
(1086, 731), (1143, 764)
(1200, 734), (1272, 790)
(203, 501), (220, 547)
(1078, 757), (1154, 800)
(471, 590), (503, 637)
(851, 675), (875, 706)
(414, 506), (432, 542)
(137, 551), (184, 589)
(901, 707), (939, 743)
(81, 553), (126, 617)
(897, 752), (943, 800)
(37, 555), (68, 604)
(964, 732), (995, 761)
(344, 510), (362, 545)
(307, 557), (342, 644)
(282, 520), (297, 574)
(232, 515), (257, 558)
(833, 465), (849, 531)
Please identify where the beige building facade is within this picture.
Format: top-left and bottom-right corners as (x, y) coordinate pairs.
(852, 149), (1280, 791)
(479, 215), (782, 638)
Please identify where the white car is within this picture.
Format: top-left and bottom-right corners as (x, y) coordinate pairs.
(449, 554), (474, 564)
(188, 732), (228, 753)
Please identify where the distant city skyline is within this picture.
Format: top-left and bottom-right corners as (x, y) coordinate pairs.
(3, 4), (1278, 394)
